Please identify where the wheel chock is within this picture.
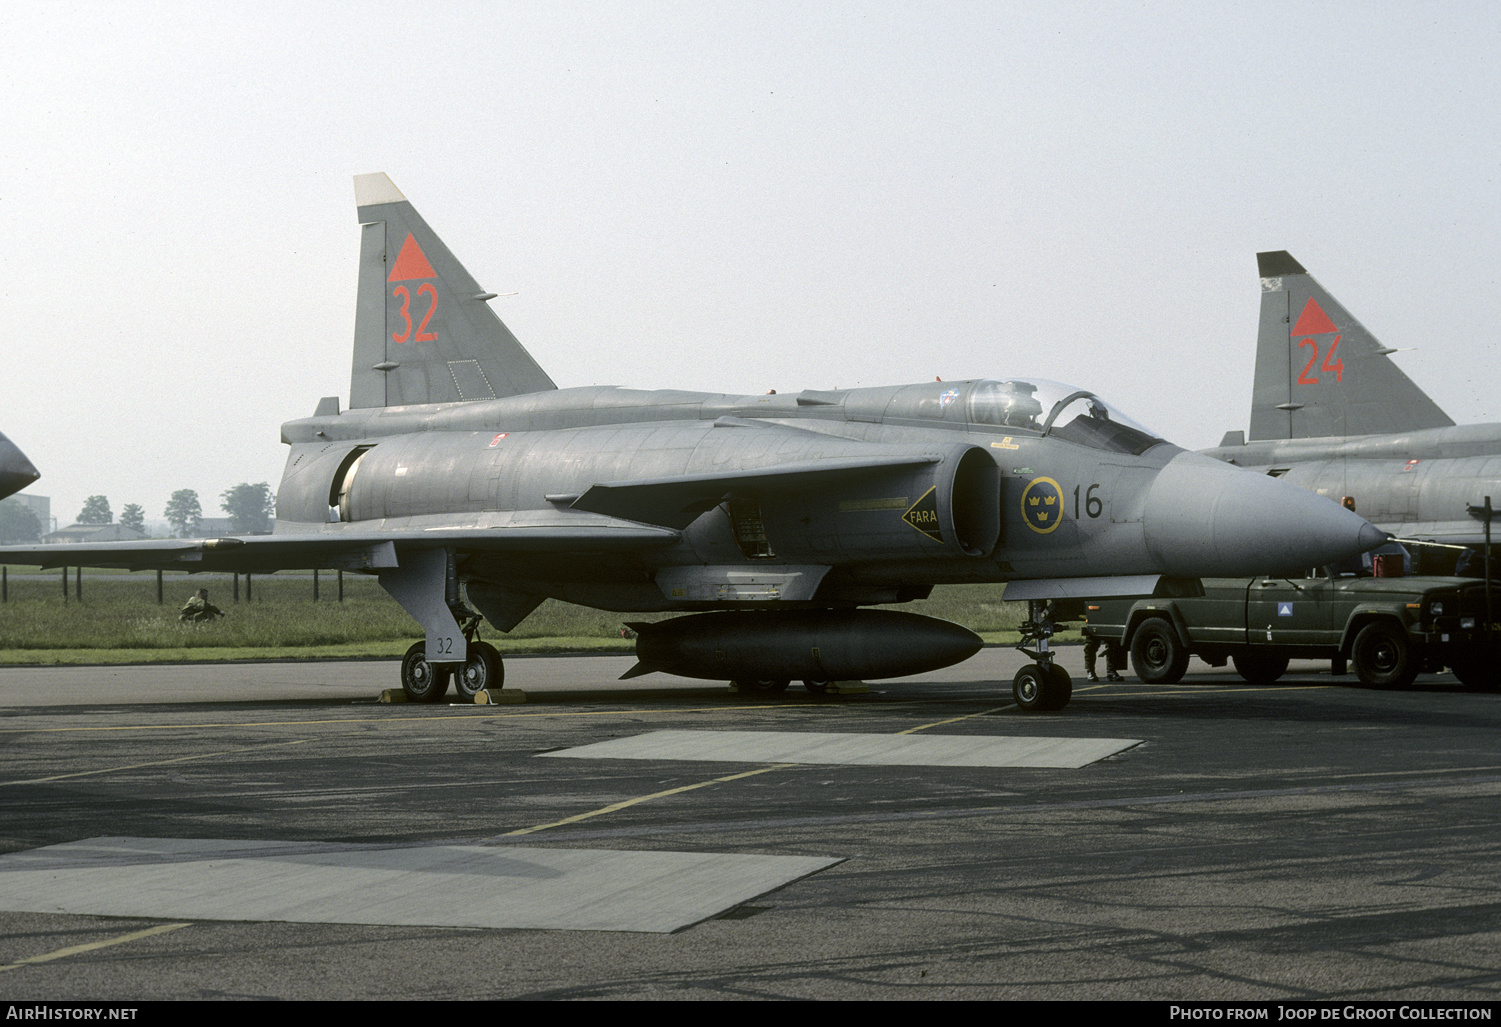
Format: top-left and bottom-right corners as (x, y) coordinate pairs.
(474, 689), (526, 705)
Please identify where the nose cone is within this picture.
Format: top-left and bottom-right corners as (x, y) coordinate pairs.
(1143, 450), (1383, 577)
(0, 432), (40, 501)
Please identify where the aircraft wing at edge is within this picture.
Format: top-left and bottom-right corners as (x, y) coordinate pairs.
(0, 520), (680, 573)
(1, 453), (947, 571)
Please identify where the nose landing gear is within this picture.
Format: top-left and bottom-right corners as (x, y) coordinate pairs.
(1013, 600), (1073, 712)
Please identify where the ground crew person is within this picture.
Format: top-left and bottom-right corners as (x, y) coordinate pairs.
(1082, 624), (1125, 682)
(179, 588), (225, 623)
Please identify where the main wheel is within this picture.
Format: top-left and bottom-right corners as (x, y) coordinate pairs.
(803, 679), (831, 694)
(734, 678), (790, 695)
(1351, 621), (1419, 689)
(1232, 651), (1290, 684)
(1130, 618), (1188, 684)
(453, 641), (502, 700)
(401, 641), (451, 703)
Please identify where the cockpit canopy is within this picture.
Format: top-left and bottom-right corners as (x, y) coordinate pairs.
(900, 378), (1158, 456)
(847, 378), (1166, 454)
(968, 379), (1163, 454)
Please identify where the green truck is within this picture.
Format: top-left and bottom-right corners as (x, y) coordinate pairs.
(1082, 571), (1501, 691)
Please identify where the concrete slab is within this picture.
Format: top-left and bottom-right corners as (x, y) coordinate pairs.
(542, 729), (1141, 768)
(0, 837), (842, 934)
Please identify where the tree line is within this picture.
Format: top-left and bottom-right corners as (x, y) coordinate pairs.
(0, 483), (276, 543)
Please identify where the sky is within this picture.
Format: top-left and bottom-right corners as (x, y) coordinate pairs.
(3, 1), (1498, 529)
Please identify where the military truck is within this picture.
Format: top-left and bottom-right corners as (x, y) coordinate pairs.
(1083, 570), (1501, 691)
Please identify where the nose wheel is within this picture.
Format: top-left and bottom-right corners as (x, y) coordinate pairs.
(1012, 663), (1073, 712)
(1013, 599), (1074, 712)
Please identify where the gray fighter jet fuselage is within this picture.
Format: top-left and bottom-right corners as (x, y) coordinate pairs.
(279, 374), (1373, 601)
(0, 180), (1381, 711)
(1205, 251), (1501, 555)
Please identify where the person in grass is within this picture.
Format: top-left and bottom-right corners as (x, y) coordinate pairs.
(179, 588), (225, 623)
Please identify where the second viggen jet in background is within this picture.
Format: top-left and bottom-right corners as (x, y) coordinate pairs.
(0, 178), (1382, 711)
(1206, 251), (1501, 563)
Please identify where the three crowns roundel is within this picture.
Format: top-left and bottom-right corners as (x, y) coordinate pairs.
(1020, 477), (1063, 534)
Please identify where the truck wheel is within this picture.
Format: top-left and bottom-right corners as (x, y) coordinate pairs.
(1450, 655), (1501, 693)
(1351, 622), (1419, 689)
(1131, 618), (1188, 684)
(1232, 651), (1290, 684)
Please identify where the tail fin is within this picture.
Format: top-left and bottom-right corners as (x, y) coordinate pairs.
(349, 174), (556, 409)
(1248, 251), (1452, 441)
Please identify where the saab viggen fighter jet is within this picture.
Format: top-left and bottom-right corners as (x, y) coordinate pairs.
(0, 431), (40, 501)
(1206, 251), (1501, 552)
(0, 178), (1382, 711)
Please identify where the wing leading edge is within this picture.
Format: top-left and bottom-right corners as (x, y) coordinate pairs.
(0, 522), (680, 573)
(2, 451), (949, 572)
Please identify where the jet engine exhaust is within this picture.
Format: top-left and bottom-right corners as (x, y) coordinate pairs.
(623, 610), (983, 683)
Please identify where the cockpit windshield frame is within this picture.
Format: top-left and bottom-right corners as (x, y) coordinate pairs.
(967, 378), (1165, 455)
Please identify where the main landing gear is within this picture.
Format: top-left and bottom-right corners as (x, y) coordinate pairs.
(378, 549), (505, 703)
(399, 611), (504, 703)
(1013, 599), (1073, 712)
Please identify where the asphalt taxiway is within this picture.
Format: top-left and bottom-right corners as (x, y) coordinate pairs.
(0, 649), (1497, 1000)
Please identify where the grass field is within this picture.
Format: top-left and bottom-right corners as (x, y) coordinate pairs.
(0, 566), (1065, 664)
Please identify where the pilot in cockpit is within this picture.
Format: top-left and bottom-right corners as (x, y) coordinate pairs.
(998, 381), (1043, 429)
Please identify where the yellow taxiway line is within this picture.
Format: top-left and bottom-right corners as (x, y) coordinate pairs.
(503, 688), (1039, 834)
(3, 739), (311, 786)
(0, 922), (191, 972)
(502, 763), (798, 837)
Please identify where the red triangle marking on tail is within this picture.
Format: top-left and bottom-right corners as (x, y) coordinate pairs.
(388, 233), (437, 282)
(1292, 296), (1338, 335)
